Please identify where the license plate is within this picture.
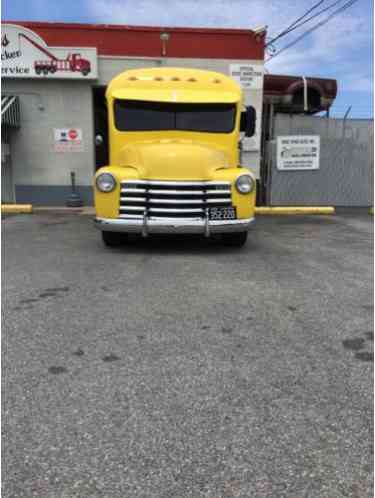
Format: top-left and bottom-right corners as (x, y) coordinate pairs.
(208, 206), (237, 220)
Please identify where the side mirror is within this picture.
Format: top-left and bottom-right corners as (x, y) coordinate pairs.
(240, 106), (257, 137)
(95, 134), (104, 146)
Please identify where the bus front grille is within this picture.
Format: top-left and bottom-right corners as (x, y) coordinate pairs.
(119, 180), (232, 219)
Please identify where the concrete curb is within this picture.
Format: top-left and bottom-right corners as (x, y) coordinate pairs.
(255, 207), (335, 215)
(1, 204), (33, 214)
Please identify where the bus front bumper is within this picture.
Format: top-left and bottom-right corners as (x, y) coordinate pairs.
(94, 216), (255, 237)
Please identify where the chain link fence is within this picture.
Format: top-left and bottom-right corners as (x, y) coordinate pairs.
(266, 114), (374, 207)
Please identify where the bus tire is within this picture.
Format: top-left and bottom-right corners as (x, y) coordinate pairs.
(102, 231), (126, 247)
(221, 231), (248, 247)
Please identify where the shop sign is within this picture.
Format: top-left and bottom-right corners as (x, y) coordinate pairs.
(2, 23), (97, 79)
(277, 135), (320, 170)
(229, 63), (264, 90)
(54, 128), (84, 152)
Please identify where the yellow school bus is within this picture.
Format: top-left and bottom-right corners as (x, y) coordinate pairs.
(94, 67), (257, 247)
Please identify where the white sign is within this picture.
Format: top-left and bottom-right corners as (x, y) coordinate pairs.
(54, 128), (84, 152)
(242, 136), (259, 152)
(277, 135), (320, 171)
(229, 63), (264, 90)
(2, 24), (97, 79)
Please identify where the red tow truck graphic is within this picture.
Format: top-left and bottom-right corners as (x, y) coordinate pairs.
(18, 33), (91, 76)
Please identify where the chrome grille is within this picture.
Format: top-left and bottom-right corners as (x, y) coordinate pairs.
(119, 180), (232, 219)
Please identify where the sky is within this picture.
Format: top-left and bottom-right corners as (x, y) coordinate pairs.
(3, 0), (374, 118)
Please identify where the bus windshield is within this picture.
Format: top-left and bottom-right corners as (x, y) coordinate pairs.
(114, 100), (236, 133)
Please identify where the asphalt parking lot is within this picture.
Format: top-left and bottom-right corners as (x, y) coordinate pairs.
(2, 212), (373, 498)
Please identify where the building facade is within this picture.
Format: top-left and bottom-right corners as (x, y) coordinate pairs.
(2, 21), (267, 205)
(2, 21), (341, 206)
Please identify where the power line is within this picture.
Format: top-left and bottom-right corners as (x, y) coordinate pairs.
(267, 0), (348, 48)
(266, 0), (358, 60)
(266, 0), (326, 48)
(265, 0), (359, 62)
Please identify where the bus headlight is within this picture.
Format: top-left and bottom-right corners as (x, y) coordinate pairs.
(96, 173), (116, 192)
(235, 175), (254, 194)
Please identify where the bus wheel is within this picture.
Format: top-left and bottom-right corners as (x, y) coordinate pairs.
(43, 68), (49, 75)
(35, 67), (41, 75)
(81, 69), (89, 76)
(221, 231), (248, 247)
(102, 231), (127, 247)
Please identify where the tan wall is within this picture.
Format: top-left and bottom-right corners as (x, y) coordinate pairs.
(3, 79), (95, 187)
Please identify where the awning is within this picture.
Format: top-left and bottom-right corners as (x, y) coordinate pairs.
(2, 95), (20, 127)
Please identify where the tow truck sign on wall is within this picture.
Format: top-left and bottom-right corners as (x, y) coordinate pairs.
(2, 24), (97, 79)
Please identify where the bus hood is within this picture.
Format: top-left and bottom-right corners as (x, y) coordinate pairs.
(119, 139), (229, 180)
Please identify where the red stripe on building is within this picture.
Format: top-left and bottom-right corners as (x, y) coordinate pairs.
(4, 21), (265, 60)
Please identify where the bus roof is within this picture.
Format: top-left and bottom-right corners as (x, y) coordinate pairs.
(106, 67), (242, 104)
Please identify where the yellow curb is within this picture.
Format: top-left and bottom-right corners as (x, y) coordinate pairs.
(80, 207), (95, 215)
(369, 207), (373, 215)
(2, 204), (33, 214)
(255, 206), (335, 215)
